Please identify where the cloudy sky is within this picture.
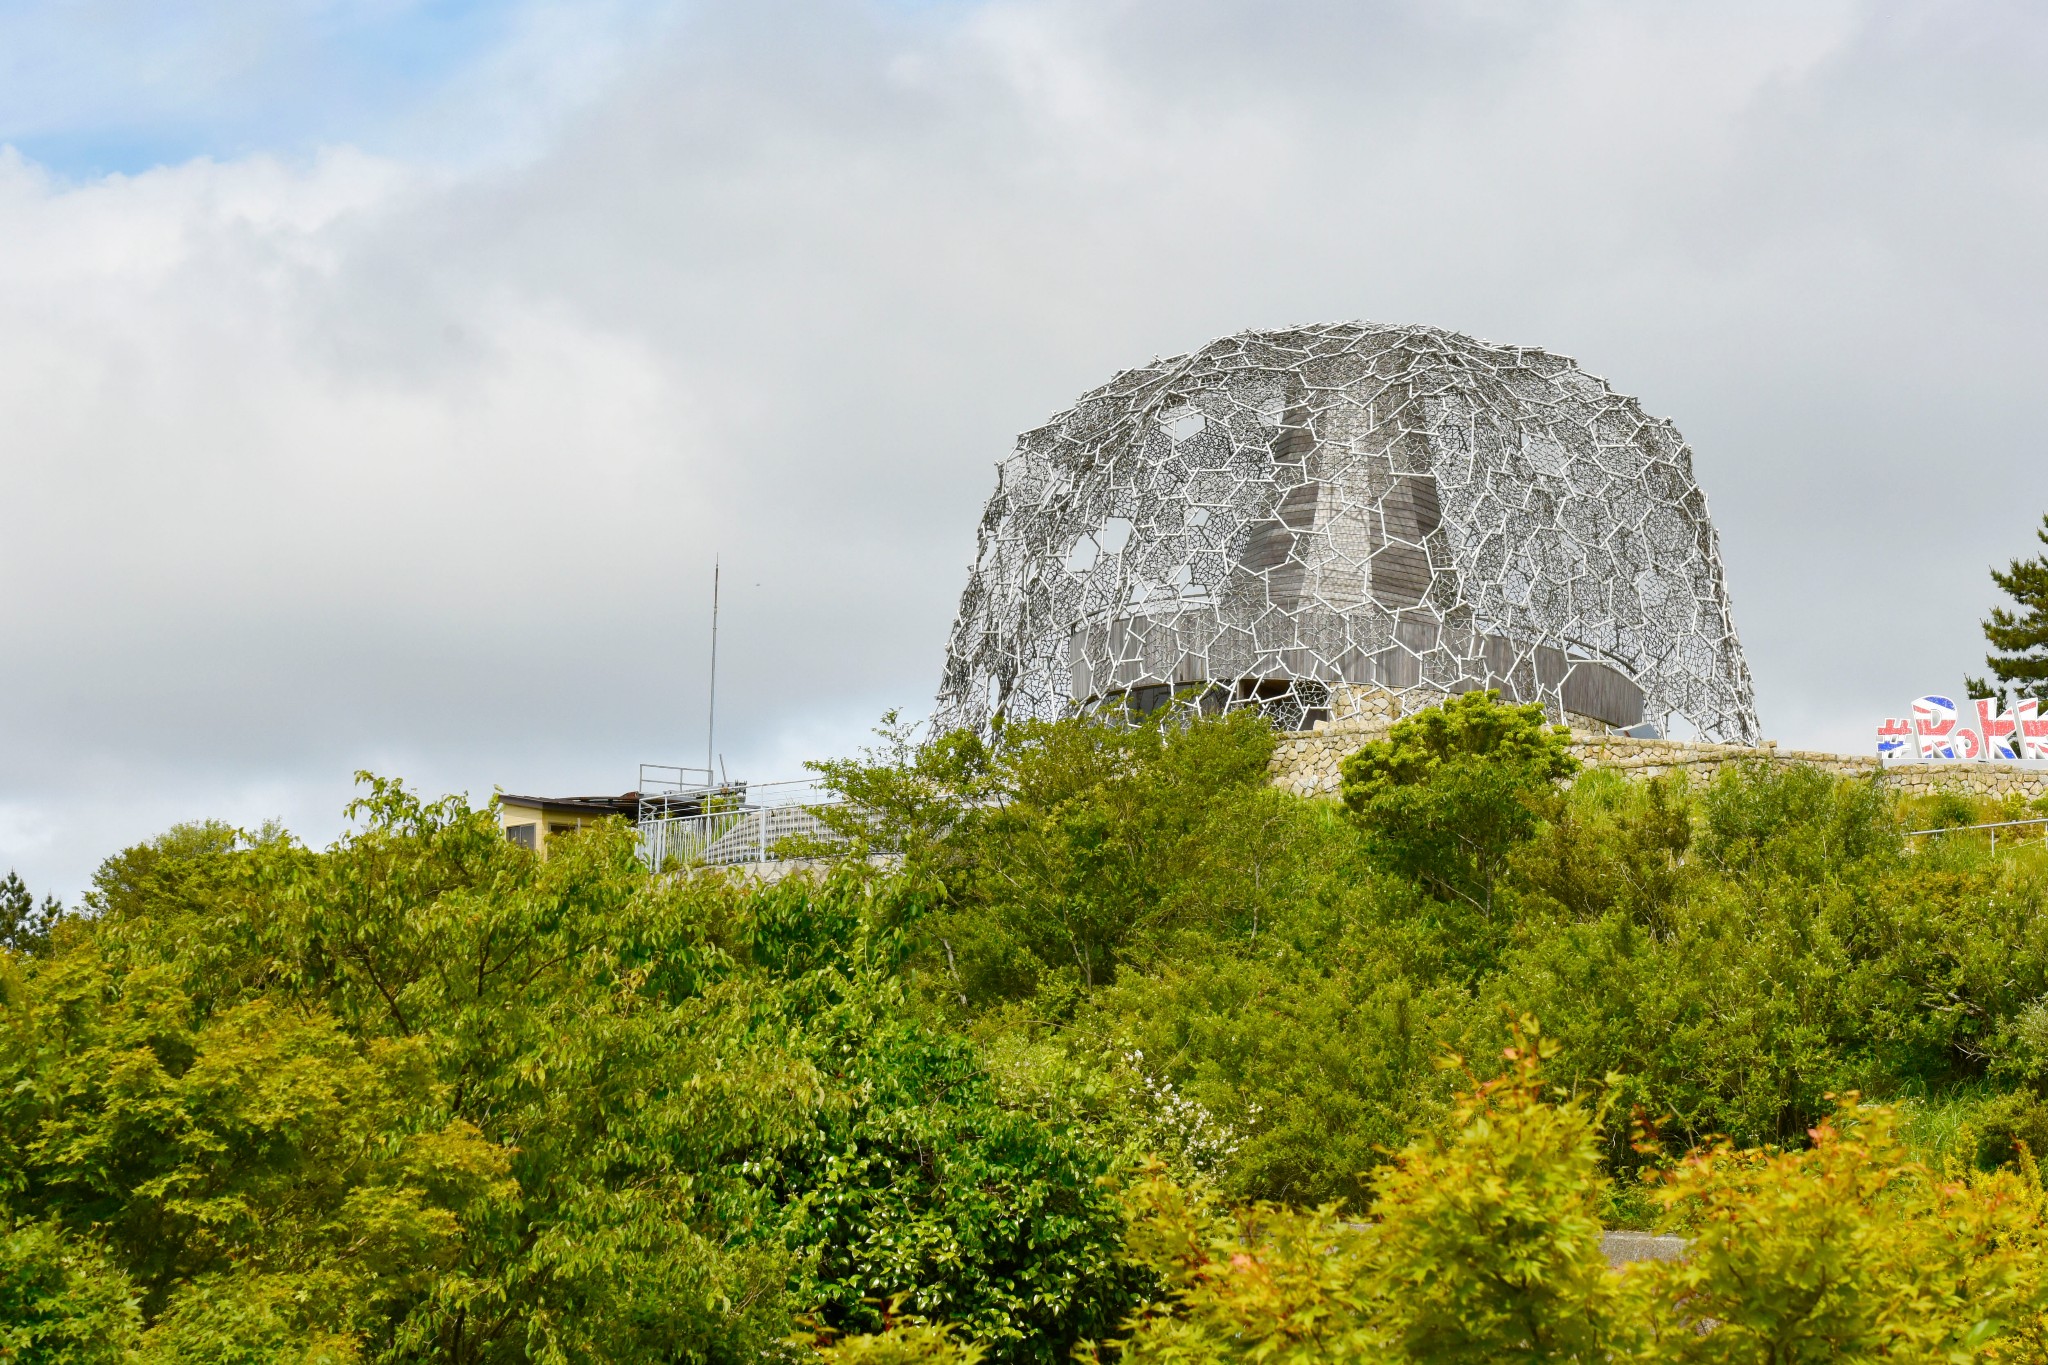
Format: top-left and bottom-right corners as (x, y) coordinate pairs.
(3, 0), (2044, 898)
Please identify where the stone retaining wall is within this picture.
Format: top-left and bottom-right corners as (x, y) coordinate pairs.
(1270, 693), (2048, 804)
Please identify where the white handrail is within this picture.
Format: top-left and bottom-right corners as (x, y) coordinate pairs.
(1906, 816), (2048, 836)
(1905, 814), (2048, 855)
(635, 799), (843, 868)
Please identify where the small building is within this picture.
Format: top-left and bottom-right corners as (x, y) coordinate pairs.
(497, 792), (641, 857)
(498, 777), (753, 858)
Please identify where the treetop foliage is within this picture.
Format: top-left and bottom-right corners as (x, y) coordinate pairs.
(10, 695), (2048, 1360)
(0, 779), (1135, 1364)
(1338, 688), (1577, 804)
(1971, 511), (2048, 706)
(1338, 690), (1578, 918)
(1072, 1034), (2048, 1365)
(0, 869), (64, 958)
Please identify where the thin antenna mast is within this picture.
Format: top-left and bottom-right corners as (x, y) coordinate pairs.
(706, 556), (720, 780)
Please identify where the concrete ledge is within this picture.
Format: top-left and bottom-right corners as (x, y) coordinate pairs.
(1602, 1231), (1688, 1266)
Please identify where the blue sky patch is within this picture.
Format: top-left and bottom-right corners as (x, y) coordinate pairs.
(0, 0), (614, 177)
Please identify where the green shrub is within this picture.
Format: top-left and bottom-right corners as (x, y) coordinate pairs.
(19, 695), (2048, 1359)
(1366, 1024), (1618, 1365)
(0, 1218), (139, 1365)
(0, 781), (1134, 1365)
(1119, 1038), (2048, 1365)
(821, 703), (2048, 1202)
(1341, 691), (1577, 918)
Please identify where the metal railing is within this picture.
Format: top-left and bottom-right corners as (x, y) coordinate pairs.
(1905, 815), (2048, 853)
(636, 777), (843, 868)
(638, 762), (719, 794)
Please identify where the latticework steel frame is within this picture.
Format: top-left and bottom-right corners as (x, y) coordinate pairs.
(935, 322), (1759, 743)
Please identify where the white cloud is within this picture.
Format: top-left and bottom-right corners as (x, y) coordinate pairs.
(4, 0), (2048, 897)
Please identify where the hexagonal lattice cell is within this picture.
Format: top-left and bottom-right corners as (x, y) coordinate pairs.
(935, 322), (1759, 744)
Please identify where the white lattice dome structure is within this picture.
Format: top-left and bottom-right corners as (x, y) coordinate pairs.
(935, 322), (1759, 744)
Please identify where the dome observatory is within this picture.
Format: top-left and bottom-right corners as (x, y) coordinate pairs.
(935, 322), (1759, 745)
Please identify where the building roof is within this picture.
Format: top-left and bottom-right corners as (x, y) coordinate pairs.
(498, 793), (642, 819)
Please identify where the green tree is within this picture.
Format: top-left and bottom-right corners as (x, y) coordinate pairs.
(1642, 1100), (2047, 1364)
(1114, 1038), (2048, 1365)
(0, 1218), (140, 1364)
(1969, 512), (2048, 706)
(5, 939), (516, 1356)
(815, 709), (1280, 1009)
(805, 710), (997, 871)
(815, 1315), (987, 1365)
(1340, 691), (1578, 917)
(819, 705), (2048, 1206)
(0, 871), (63, 958)
(1367, 1024), (1619, 1365)
(0, 780), (1136, 1364)
(1509, 768), (1694, 934)
(1118, 1174), (1381, 1365)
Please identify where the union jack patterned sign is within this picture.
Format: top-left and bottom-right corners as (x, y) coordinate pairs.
(1878, 696), (2048, 761)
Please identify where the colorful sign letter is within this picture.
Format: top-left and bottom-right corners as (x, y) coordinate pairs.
(1878, 694), (2047, 762)
(1913, 695), (1958, 759)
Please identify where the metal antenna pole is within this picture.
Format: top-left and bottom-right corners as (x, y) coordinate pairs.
(706, 556), (720, 781)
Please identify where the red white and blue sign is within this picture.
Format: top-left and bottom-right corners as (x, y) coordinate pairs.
(1878, 696), (2048, 761)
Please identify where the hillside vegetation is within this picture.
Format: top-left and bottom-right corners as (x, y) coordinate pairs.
(8, 695), (2048, 1361)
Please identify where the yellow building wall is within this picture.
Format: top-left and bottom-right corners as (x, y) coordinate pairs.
(498, 799), (621, 858)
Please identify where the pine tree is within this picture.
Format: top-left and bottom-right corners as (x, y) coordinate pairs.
(1968, 514), (2048, 708)
(0, 870), (60, 956)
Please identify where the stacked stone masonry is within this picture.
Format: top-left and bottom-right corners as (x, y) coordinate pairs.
(1270, 696), (2048, 804)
